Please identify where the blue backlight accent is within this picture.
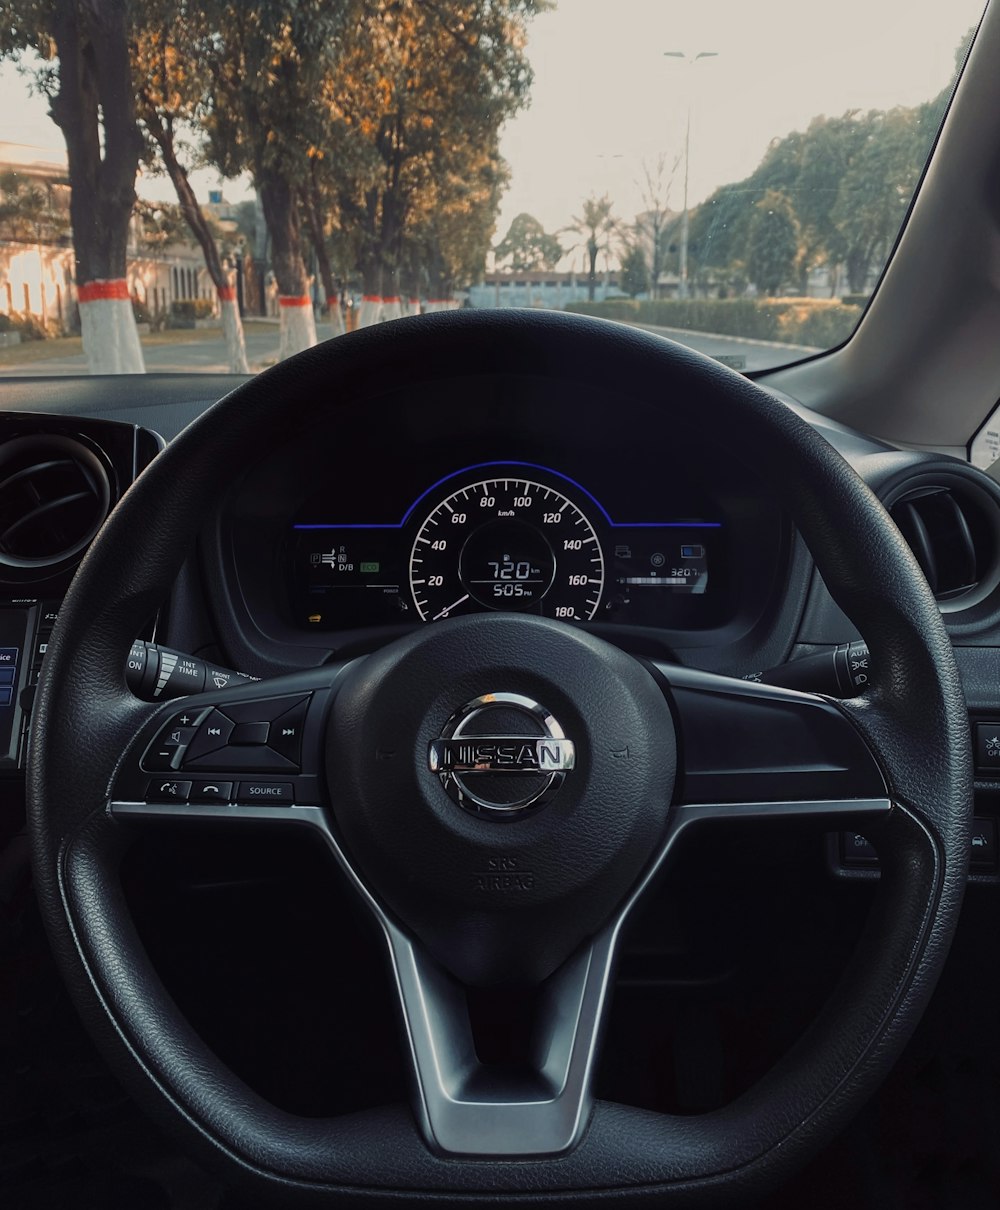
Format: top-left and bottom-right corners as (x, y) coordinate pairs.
(292, 461), (722, 530)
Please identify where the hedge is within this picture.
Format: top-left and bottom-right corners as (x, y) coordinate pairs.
(0, 310), (59, 341)
(170, 298), (216, 322)
(565, 298), (862, 350)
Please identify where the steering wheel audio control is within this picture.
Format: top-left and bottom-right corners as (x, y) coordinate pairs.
(115, 680), (332, 811)
(142, 694), (310, 773)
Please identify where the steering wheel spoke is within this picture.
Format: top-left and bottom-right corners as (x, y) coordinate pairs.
(650, 661), (891, 831)
(375, 912), (618, 1156)
(317, 804), (677, 1160)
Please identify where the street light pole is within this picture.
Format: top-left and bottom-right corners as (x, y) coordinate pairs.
(664, 51), (718, 301)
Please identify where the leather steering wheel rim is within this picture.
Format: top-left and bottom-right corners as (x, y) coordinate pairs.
(28, 310), (972, 1206)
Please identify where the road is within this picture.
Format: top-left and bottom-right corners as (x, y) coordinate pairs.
(0, 317), (820, 377)
(630, 323), (821, 373)
(0, 322), (291, 377)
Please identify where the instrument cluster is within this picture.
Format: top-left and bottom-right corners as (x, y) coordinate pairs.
(289, 462), (720, 632)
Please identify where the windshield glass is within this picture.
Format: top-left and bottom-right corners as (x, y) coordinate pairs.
(0, 0), (986, 377)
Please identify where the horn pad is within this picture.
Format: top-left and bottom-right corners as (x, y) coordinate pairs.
(327, 613), (676, 985)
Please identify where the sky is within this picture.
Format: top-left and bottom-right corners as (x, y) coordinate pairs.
(496, 0), (986, 240)
(0, 0), (988, 262)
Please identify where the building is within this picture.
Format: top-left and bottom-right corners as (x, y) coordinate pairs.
(0, 142), (74, 329)
(467, 270), (622, 311)
(0, 142), (234, 333)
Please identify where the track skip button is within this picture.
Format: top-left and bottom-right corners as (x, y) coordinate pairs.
(184, 710), (235, 763)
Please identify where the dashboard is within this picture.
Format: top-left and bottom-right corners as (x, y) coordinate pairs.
(4, 367), (1000, 789)
(2, 370), (997, 692)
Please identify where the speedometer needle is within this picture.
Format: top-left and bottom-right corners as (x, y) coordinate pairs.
(432, 593), (470, 621)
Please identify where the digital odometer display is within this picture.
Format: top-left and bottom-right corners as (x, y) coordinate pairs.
(410, 478), (604, 622)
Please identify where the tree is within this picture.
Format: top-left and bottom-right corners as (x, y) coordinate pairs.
(785, 115), (865, 294)
(132, 1), (250, 371)
(633, 155), (678, 298)
(200, 1), (358, 358)
(746, 190), (798, 296)
(687, 21), (974, 303)
(0, 175), (47, 244)
(830, 108), (925, 292)
(1, 0), (146, 373)
(134, 198), (187, 251)
(322, 0), (542, 325)
(299, 160), (346, 334)
(619, 242), (650, 299)
(565, 194), (616, 301)
(409, 141), (508, 306)
(0, 171), (69, 244)
(687, 181), (753, 286)
(689, 111), (904, 296)
(494, 213), (562, 272)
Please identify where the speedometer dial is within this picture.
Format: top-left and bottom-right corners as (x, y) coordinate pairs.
(410, 478), (604, 623)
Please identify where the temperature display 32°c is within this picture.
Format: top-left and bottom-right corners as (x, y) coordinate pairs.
(409, 478), (604, 622)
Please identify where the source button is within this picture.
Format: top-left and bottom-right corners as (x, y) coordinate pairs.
(237, 781), (294, 805)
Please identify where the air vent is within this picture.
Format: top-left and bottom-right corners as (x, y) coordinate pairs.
(888, 475), (999, 609)
(0, 435), (112, 571)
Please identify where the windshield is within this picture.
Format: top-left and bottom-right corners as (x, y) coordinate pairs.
(0, 0), (986, 377)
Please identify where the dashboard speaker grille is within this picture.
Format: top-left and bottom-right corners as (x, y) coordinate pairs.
(0, 435), (112, 569)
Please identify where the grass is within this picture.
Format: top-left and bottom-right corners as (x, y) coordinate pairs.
(0, 334), (84, 366)
(0, 319), (277, 367)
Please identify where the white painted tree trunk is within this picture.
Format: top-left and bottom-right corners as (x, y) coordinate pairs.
(279, 297), (317, 360)
(410, 297), (422, 316)
(381, 296), (402, 323)
(219, 288), (250, 373)
(327, 297), (346, 337)
(78, 281), (146, 374)
(357, 296), (383, 328)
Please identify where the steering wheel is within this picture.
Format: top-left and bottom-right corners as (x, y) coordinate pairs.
(28, 311), (971, 1206)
